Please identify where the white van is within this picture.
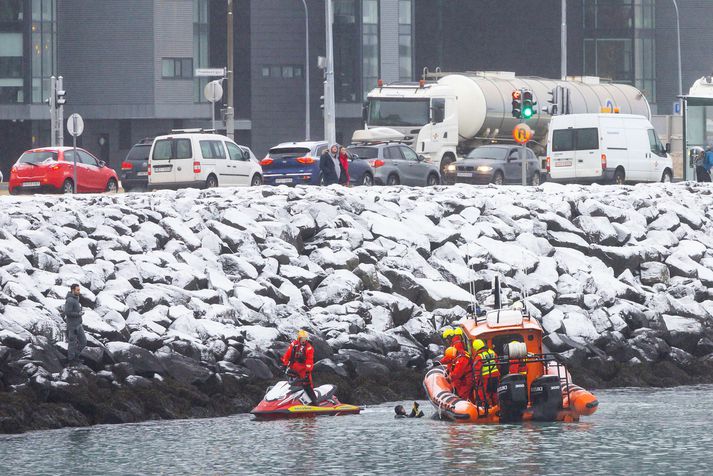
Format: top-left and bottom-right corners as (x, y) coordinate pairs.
(148, 131), (263, 190)
(546, 114), (673, 184)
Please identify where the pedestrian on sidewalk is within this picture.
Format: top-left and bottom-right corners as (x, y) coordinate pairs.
(63, 283), (86, 366)
(338, 146), (351, 186)
(319, 144), (341, 186)
(705, 145), (713, 182)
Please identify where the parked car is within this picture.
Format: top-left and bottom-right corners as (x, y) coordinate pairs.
(9, 147), (119, 195)
(261, 141), (327, 186)
(347, 143), (441, 186)
(546, 113), (673, 184)
(120, 138), (153, 192)
(447, 145), (541, 186)
(148, 131), (262, 190)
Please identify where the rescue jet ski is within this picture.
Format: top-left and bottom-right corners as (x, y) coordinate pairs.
(251, 380), (361, 420)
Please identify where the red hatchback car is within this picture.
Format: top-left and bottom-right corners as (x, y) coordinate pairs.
(9, 147), (119, 195)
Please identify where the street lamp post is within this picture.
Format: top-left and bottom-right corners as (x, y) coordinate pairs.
(561, 0), (567, 80)
(301, 0), (310, 140)
(226, 0), (235, 139)
(324, 0), (336, 145)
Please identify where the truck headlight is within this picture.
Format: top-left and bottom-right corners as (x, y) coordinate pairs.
(477, 166), (493, 173)
(446, 164), (456, 172)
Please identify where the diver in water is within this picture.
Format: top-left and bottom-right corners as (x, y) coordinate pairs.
(394, 402), (425, 418)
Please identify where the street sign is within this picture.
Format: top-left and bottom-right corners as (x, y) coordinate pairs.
(204, 80), (223, 103)
(67, 113), (84, 137)
(195, 68), (225, 77)
(513, 123), (533, 144)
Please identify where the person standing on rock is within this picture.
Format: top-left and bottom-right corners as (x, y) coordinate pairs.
(319, 144), (345, 186)
(282, 330), (317, 404)
(63, 283), (86, 366)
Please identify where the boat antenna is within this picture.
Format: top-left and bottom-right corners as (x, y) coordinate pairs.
(493, 275), (501, 310)
(468, 247), (477, 315)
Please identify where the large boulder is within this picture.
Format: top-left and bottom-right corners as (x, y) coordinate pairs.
(312, 270), (363, 306)
(105, 342), (165, 377)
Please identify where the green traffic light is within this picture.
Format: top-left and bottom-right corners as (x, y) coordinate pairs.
(522, 107), (533, 118)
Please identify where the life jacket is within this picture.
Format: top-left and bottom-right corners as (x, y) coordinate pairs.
(474, 348), (500, 377)
(289, 341), (309, 365)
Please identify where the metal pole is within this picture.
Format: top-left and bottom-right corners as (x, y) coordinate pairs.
(672, 0), (682, 97)
(521, 88), (527, 186)
(301, 0), (311, 140)
(72, 116), (78, 194)
(560, 0), (567, 80)
(324, 0), (336, 144)
(226, 0), (235, 139)
(49, 75), (56, 146)
(682, 98), (687, 180)
(57, 76), (64, 146)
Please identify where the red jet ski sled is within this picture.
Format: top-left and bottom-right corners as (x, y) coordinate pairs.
(251, 379), (361, 420)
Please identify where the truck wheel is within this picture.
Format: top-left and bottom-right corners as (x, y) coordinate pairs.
(614, 168), (625, 185)
(531, 172), (541, 186)
(661, 170), (672, 183)
(492, 171), (504, 186)
(440, 153), (455, 176)
(205, 174), (218, 189)
(387, 174), (400, 186)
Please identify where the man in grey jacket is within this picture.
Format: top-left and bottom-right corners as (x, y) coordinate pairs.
(64, 283), (86, 366)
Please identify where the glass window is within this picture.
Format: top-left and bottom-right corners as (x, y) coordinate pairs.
(282, 66), (294, 78)
(162, 58), (193, 79)
(552, 130), (574, 152)
(200, 140), (226, 159)
(398, 0), (412, 81)
(126, 145), (150, 161)
(261, 66), (270, 77)
(347, 146), (378, 159)
(362, 0), (379, 99)
(79, 150), (99, 166)
(576, 128), (599, 150)
(176, 139), (192, 159)
(384, 147), (403, 160)
(226, 142), (246, 161)
(368, 99), (429, 127)
(466, 147), (509, 160)
(153, 140), (173, 160)
(18, 150), (56, 164)
(63, 150), (77, 163)
(193, 0), (209, 102)
(334, 0), (360, 102)
(30, 0), (56, 103)
(294, 66), (303, 78)
(400, 146), (418, 161)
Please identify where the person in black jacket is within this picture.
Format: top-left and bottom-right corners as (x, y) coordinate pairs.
(319, 144), (345, 186)
(63, 283), (86, 366)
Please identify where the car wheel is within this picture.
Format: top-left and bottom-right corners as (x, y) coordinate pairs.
(205, 174), (218, 189)
(614, 168), (625, 185)
(361, 173), (374, 186)
(62, 179), (75, 194)
(105, 178), (118, 193)
(661, 170), (673, 183)
(531, 172), (541, 186)
(251, 174), (263, 186)
(492, 172), (504, 186)
(387, 174), (400, 186)
(427, 173), (440, 186)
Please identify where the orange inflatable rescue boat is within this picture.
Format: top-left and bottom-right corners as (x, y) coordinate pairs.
(425, 278), (599, 423)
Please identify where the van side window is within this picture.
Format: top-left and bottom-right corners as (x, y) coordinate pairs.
(575, 128), (599, 150)
(226, 142), (244, 161)
(552, 130), (574, 151)
(200, 140), (226, 160)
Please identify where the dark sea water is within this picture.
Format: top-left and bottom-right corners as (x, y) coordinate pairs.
(1, 385), (712, 475)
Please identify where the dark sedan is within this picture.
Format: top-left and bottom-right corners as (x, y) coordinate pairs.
(447, 145), (542, 186)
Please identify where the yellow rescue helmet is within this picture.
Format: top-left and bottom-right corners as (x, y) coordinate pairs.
(444, 346), (458, 361)
(452, 327), (463, 336)
(297, 330), (309, 341)
(472, 339), (486, 352)
(441, 328), (454, 339)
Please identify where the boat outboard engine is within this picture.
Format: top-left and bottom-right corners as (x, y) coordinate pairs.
(530, 375), (563, 421)
(497, 373), (528, 422)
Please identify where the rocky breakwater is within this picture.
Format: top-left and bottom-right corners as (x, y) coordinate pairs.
(2, 183), (713, 433)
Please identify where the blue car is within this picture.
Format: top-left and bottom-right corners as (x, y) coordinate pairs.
(261, 141), (371, 186)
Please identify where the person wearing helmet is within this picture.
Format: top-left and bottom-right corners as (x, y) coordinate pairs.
(282, 330), (317, 404)
(441, 346), (473, 401)
(472, 338), (500, 406)
(440, 327), (467, 364)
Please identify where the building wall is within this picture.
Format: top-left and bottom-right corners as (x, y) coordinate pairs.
(154, 0), (194, 107)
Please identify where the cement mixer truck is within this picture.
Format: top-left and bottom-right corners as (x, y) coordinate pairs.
(355, 71), (651, 173)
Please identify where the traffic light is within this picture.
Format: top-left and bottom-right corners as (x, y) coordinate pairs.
(544, 87), (560, 115)
(320, 95), (325, 111)
(56, 89), (66, 106)
(511, 90), (522, 119)
(522, 90), (536, 119)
